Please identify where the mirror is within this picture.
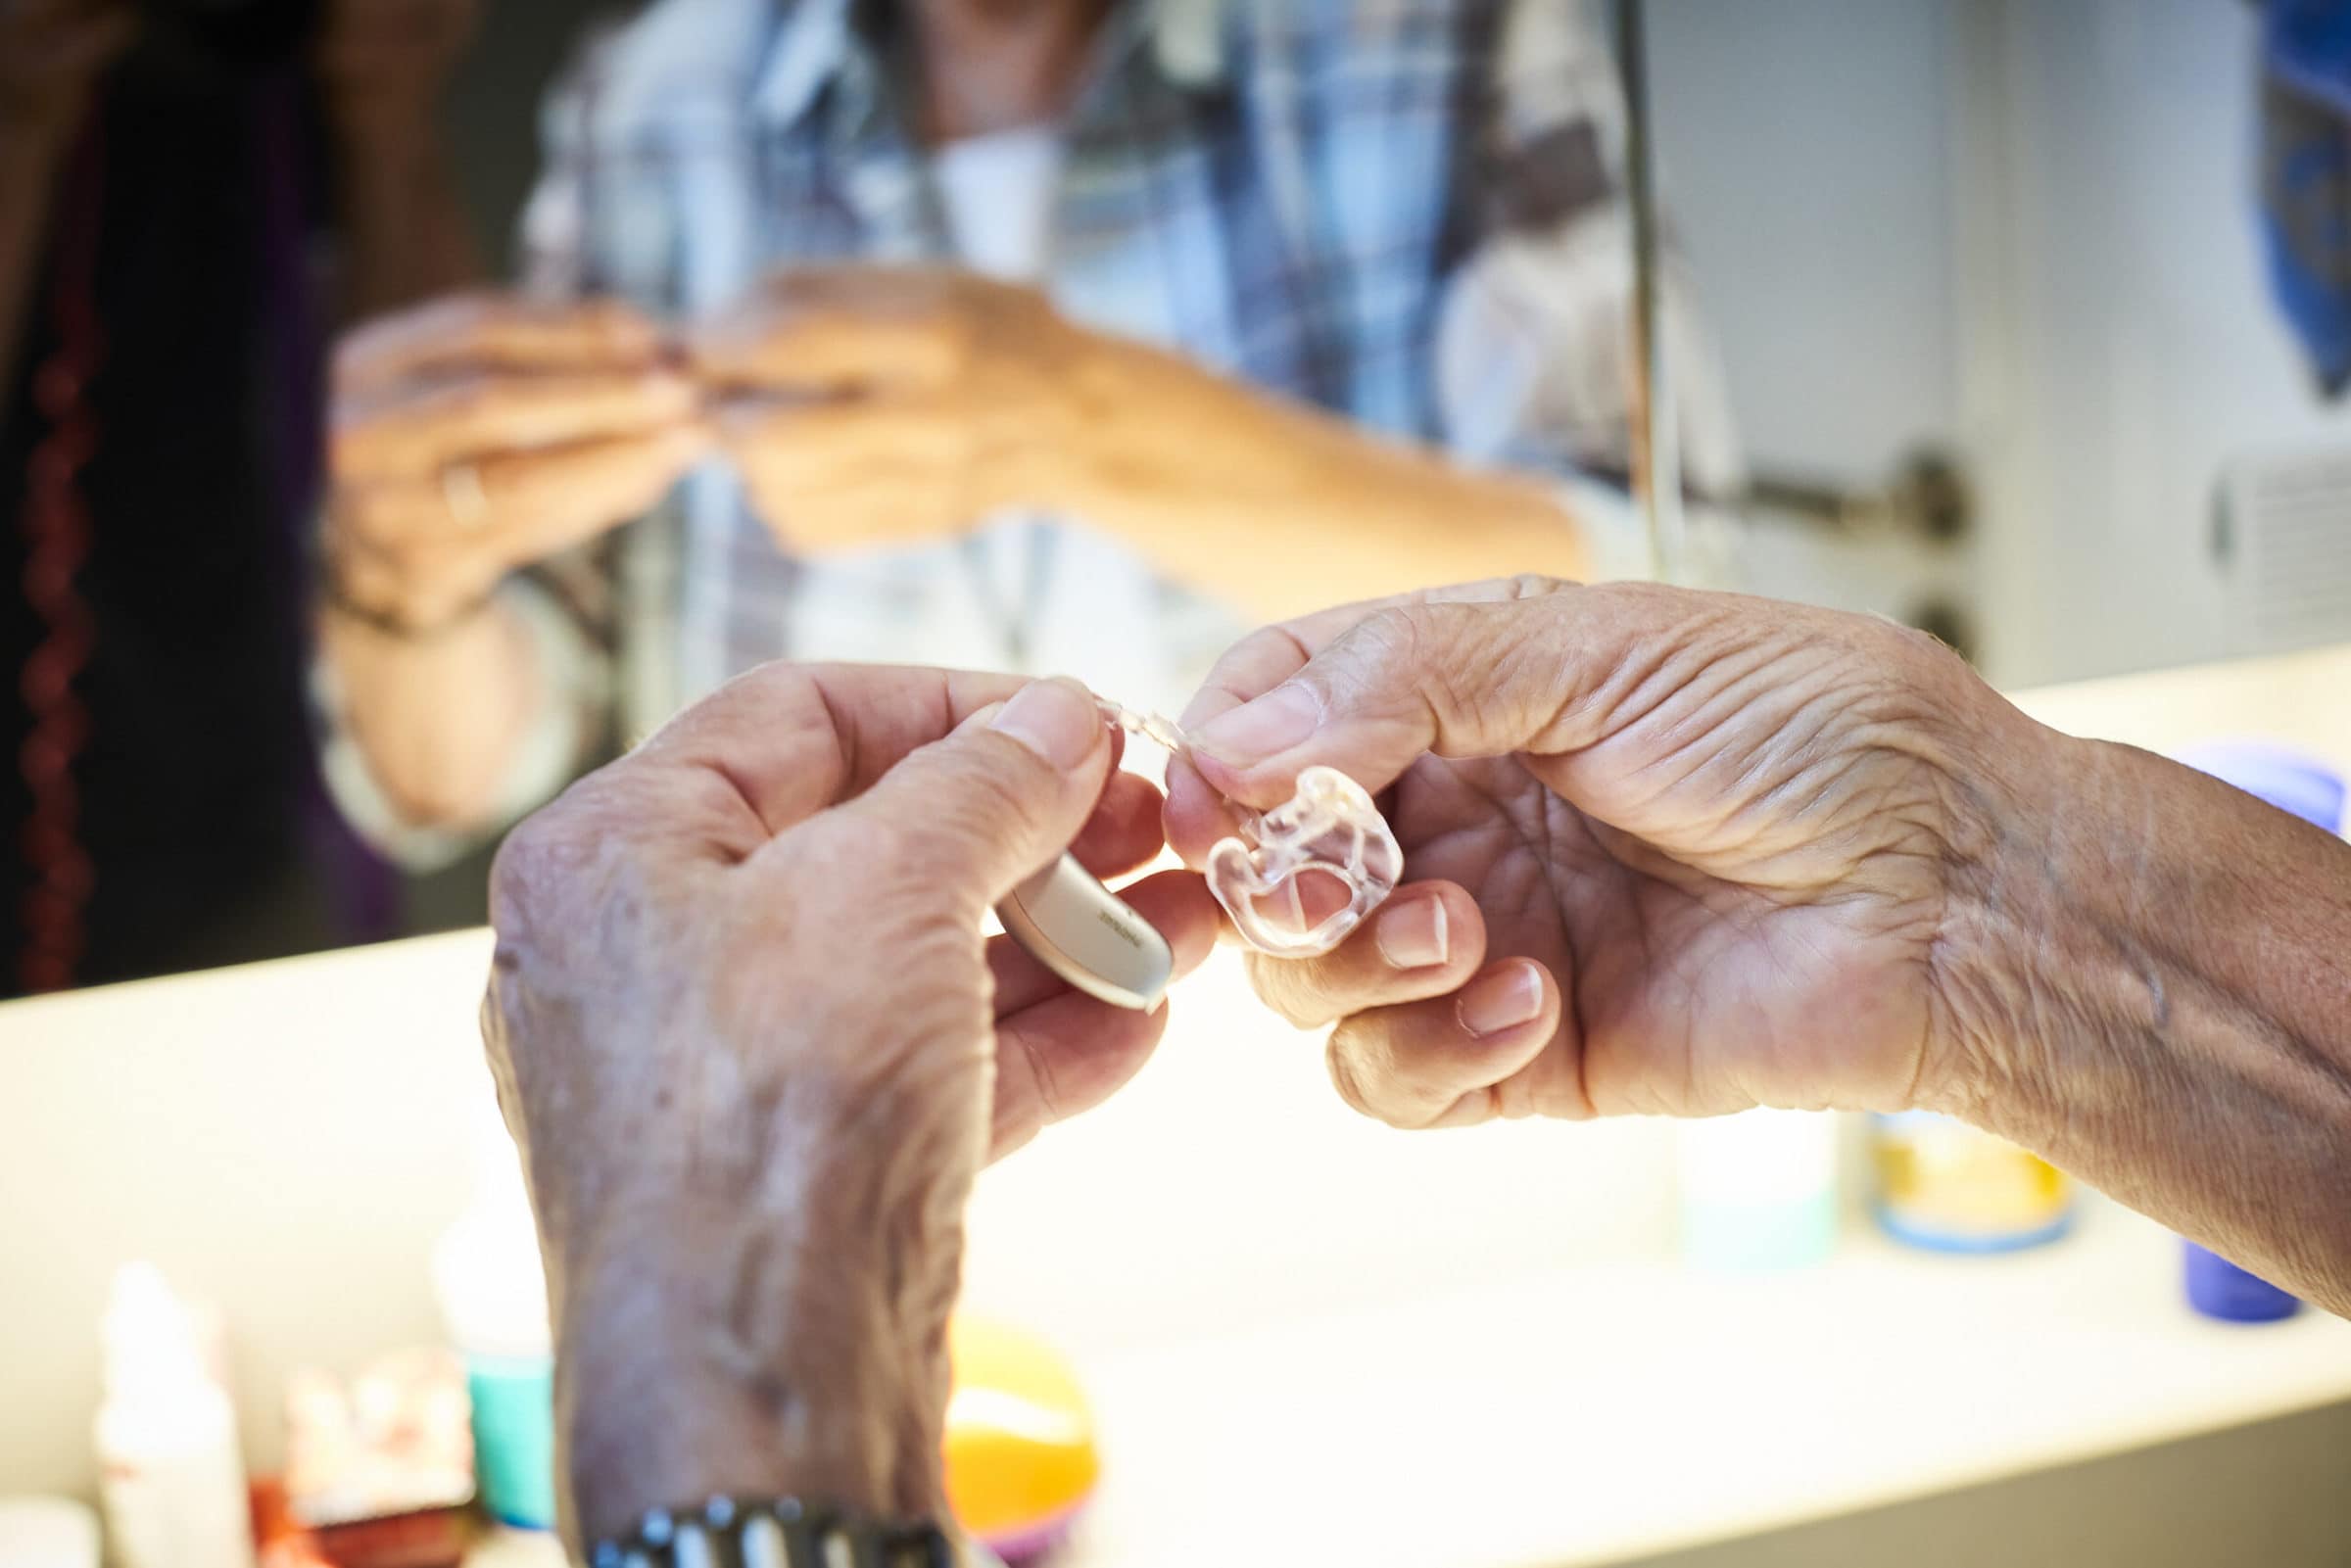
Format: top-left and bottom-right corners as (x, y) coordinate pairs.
(0, 0), (2338, 994)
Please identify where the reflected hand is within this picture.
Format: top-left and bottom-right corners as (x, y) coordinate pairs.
(327, 292), (710, 631)
(484, 667), (1216, 1544)
(691, 265), (1084, 553)
(1166, 578), (2032, 1128)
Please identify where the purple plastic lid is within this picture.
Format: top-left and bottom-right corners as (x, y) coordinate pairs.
(2174, 740), (2346, 832)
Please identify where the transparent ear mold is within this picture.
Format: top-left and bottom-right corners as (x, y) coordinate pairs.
(1098, 700), (1403, 960)
(1202, 766), (1402, 958)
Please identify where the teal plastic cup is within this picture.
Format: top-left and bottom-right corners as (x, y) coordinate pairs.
(465, 1350), (555, 1530)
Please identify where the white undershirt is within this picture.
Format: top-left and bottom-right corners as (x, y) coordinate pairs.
(791, 125), (1180, 711)
(935, 125), (1064, 283)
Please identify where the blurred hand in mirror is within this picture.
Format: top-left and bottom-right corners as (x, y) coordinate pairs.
(325, 292), (712, 633)
(693, 266), (1082, 554)
(692, 262), (1590, 621)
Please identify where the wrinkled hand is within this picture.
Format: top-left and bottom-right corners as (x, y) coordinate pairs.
(1167, 577), (2035, 1129)
(484, 668), (1216, 1544)
(327, 292), (710, 630)
(0, 0), (135, 149)
(691, 265), (1088, 553)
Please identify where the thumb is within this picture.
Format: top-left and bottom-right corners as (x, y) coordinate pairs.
(1184, 584), (1684, 806)
(830, 676), (1114, 913)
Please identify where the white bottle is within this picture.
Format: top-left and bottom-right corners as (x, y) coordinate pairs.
(1676, 1110), (1841, 1270)
(93, 1264), (254, 1568)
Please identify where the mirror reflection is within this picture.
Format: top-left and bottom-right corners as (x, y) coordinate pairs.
(7, 0), (1746, 993)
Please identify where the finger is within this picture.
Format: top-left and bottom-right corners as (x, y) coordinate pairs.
(1175, 577), (1572, 734)
(691, 265), (967, 393)
(988, 865), (1218, 1018)
(334, 370), (701, 480)
(1325, 958), (1563, 1130)
(990, 994), (1169, 1163)
(826, 678), (1116, 916)
(1241, 882), (1488, 1030)
(1163, 752), (1252, 870)
(336, 293), (665, 394)
(721, 396), (971, 550)
(718, 392), (967, 475)
(1182, 576), (1659, 808)
(329, 426), (710, 624)
(1065, 770), (1168, 885)
(336, 423), (711, 553)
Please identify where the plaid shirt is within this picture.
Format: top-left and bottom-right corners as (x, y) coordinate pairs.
(512, 0), (1739, 721)
(324, 0), (1737, 855)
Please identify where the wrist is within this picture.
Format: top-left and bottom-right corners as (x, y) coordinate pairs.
(1054, 335), (1271, 525)
(1059, 338), (1578, 580)
(547, 1111), (966, 1547)
(320, 565), (494, 641)
(1914, 695), (2131, 1131)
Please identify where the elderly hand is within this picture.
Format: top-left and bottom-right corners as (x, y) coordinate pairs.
(326, 292), (710, 631)
(1166, 577), (2038, 1129)
(484, 667), (1216, 1547)
(691, 265), (1088, 554)
(690, 262), (1591, 619)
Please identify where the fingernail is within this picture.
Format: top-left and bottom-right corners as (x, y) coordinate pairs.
(1190, 683), (1322, 762)
(1375, 896), (1450, 971)
(991, 679), (1104, 772)
(1457, 964), (1544, 1037)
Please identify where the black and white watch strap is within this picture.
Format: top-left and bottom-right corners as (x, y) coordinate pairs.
(587, 1496), (963, 1568)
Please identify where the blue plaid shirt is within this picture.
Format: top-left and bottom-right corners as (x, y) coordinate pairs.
(509, 0), (1736, 738)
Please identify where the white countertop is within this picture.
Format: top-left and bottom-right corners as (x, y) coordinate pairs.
(4, 641), (2349, 1567)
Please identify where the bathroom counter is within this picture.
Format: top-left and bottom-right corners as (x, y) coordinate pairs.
(3, 640), (2348, 1567)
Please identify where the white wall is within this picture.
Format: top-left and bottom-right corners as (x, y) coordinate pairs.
(1958, 0), (2351, 685)
(1652, 0), (1962, 485)
(1649, 0), (2351, 688)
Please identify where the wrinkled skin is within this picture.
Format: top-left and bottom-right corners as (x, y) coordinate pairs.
(1167, 577), (2031, 1129)
(482, 666), (1215, 1547)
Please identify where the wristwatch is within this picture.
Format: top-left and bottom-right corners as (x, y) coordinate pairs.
(587, 1497), (996, 1568)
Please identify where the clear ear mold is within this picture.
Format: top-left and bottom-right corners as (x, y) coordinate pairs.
(1099, 700), (1402, 960)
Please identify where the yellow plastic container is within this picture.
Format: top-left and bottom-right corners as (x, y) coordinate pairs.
(943, 1317), (1100, 1561)
(1871, 1111), (2071, 1252)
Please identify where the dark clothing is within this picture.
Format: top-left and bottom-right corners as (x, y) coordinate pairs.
(0, 38), (365, 994)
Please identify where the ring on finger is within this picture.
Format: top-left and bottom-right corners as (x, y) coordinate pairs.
(440, 461), (489, 529)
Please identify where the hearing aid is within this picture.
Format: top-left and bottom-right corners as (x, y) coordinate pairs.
(993, 699), (1403, 1008)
